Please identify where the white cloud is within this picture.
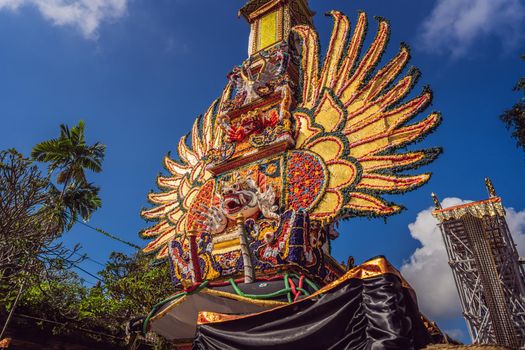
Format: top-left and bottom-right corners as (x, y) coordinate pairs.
(401, 197), (525, 320)
(444, 328), (466, 341)
(0, 0), (128, 39)
(419, 0), (525, 57)
(506, 207), (525, 256)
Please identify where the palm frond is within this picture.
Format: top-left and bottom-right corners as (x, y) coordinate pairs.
(63, 182), (102, 224)
(69, 120), (86, 146)
(59, 124), (70, 139)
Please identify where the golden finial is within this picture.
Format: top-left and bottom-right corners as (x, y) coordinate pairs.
(431, 192), (442, 210)
(485, 178), (497, 197)
(347, 256), (355, 270)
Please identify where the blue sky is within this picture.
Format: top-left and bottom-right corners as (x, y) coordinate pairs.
(1, 0), (524, 343)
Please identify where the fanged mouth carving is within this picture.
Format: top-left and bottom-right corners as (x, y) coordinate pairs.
(222, 192), (255, 214)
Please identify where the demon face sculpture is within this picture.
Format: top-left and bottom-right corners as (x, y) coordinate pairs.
(198, 172), (279, 235)
(220, 177), (260, 219)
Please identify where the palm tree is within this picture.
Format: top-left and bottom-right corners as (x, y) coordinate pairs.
(32, 120), (105, 232)
(32, 120), (105, 187)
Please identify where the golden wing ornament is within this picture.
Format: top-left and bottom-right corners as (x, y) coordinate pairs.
(288, 12), (441, 221)
(140, 95), (228, 260)
(141, 11), (441, 260)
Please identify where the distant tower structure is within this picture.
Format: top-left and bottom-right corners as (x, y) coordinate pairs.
(432, 180), (525, 348)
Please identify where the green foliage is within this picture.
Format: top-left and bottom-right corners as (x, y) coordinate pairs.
(0, 149), (53, 309)
(100, 252), (174, 317)
(500, 55), (525, 154)
(10, 252), (174, 347)
(20, 270), (86, 321)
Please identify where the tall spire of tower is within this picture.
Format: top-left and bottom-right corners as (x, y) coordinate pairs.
(485, 177), (497, 197)
(431, 192), (442, 210)
(239, 0), (314, 57)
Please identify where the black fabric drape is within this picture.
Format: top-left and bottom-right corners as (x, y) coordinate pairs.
(193, 274), (433, 350)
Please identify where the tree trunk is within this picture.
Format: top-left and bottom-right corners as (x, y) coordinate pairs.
(0, 278), (25, 339)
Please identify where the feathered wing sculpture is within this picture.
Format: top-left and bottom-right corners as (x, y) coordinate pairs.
(289, 11), (441, 221)
(140, 97), (228, 260)
(141, 11), (441, 260)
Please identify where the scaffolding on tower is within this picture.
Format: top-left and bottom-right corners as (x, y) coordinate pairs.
(432, 180), (525, 349)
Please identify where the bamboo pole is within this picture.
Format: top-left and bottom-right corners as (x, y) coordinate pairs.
(0, 279), (25, 340)
(236, 215), (254, 284)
